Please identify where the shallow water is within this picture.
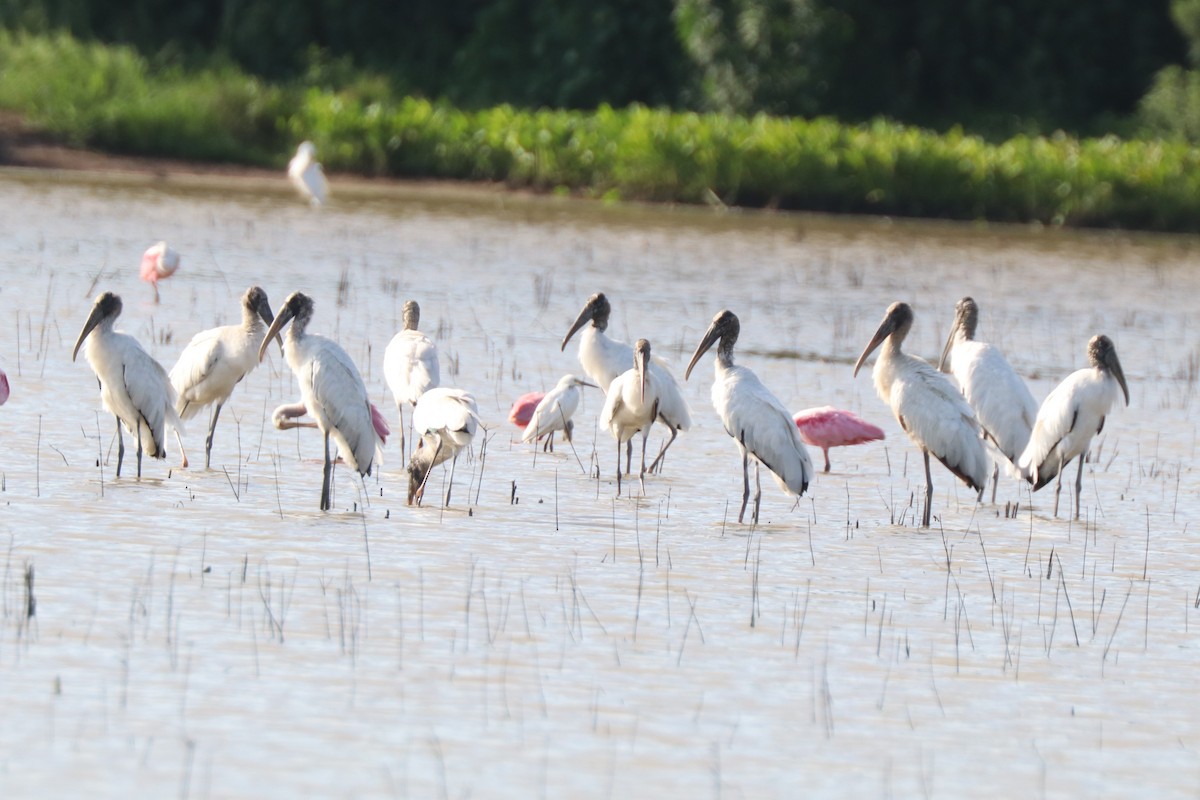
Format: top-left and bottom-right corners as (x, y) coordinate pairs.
(0, 168), (1197, 798)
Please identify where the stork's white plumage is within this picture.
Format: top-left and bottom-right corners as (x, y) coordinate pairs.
(287, 141), (329, 207)
(384, 300), (440, 460)
(521, 374), (595, 452)
(1018, 334), (1129, 519)
(407, 387), (480, 507)
(260, 292), (381, 511)
(686, 310), (813, 524)
(854, 301), (988, 528)
(170, 286), (277, 469)
(73, 291), (182, 478)
(599, 339), (662, 497)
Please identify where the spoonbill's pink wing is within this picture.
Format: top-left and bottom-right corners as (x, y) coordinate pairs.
(508, 391), (545, 428)
(0, 368), (9, 405)
(370, 402), (391, 443)
(793, 406), (884, 448)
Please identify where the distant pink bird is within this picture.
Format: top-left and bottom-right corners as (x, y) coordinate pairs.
(274, 401), (391, 445)
(793, 406), (885, 473)
(508, 391), (546, 428)
(0, 368), (9, 406)
(139, 241), (181, 303)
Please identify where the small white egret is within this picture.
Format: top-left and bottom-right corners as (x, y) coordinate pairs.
(287, 141), (329, 207)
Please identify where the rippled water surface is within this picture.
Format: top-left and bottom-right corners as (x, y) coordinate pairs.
(0, 169), (1197, 798)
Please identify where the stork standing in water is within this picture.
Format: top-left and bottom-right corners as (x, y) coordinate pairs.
(939, 296), (1038, 502)
(406, 387), (479, 507)
(561, 292), (690, 472)
(384, 300), (440, 461)
(686, 310), (813, 524)
(600, 339), (661, 497)
(854, 302), (988, 528)
(287, 141), (329, 207)
(522, 374), (596, 452)
(73, 291), (182, 478)
(1018, 335), (1129, 520)
(259, 292), (381, 511)
(170, 286), (278, 469)
(139, 241), (180, 304)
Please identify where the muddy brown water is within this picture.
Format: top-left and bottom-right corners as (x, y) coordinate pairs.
(0, 168), (1197, 797)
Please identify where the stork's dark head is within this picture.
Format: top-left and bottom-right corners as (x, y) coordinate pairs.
(403, 300), (421, 331)
(72, 291), (123, 362)
(854, 302), (914, 378)
(1088, 335), (1129, 406)
(561, 292), (612, 350)
(258, 291), (314, 362)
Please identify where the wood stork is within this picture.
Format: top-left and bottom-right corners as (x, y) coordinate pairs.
(522, 374), (596, 452)
(685, 310), (813, 524)
(407, 387), (480, 507)
(1018, 334), (1129, 520)
(854, 302), (988, 528)
(939, 296), (1039, 502)
(792, 406), (884, 473)
(600, 339), (661, 497)
(561, 292), (690, 472)
(73, 291), (182, 478)
(139, 241), (180, 304)
(169, 286), (278, 469)
(259, 292), (381, 511)
(287, 141), (329, 207)
(384, 299), (440, 460)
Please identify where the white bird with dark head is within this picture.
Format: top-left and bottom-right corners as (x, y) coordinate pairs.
(73, 291), (182, 478)
(288, 141), (329, 207)
(170, 286), (278, 469)
(599, 339), (662, 497)
(854, 301), (988, 528)
(561, 292), (690, 472)
(259, 291), (381, 511)
(939, 296), (1039, 501)
(384, 299), (440, 460)
(1018, 334), (1129, 520)
(406, 387), (480, 507)
(522, 374), (596, 452)
(686, 310), (813, 525)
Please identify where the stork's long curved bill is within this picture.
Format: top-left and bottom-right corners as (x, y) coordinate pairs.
(560, 303), (594, 352)
(1108, 350), (1130, 406)
(684, 320), (721, 380)
(72, 303), (107, 362)
(256, 299), (285, 355)
(853, 314), (898, 377)
(938, 319), (959, 372)
(259, 304), (295, 362)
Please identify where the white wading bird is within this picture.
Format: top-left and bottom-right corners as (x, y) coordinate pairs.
(170, 286), (278, 469)
(139, 241), (180, 304)
(73, 291), (182, 478)
(521, 374), (596, 452)
(685, 310), (813, 524)
(384, 300), (440, 460)
(1018, 334), (1129, 520)
(287, 141), (329, 207)
(259, 292), (381, 511)
(561, 292), (690, 472)
(406, 387), (480, 507)
(600, 339), (663, 497)
(939, 296), (1039, 502)
(854, 302), (988, 528)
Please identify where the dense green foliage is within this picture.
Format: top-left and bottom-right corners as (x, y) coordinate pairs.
(1138, 0), (1200, 140)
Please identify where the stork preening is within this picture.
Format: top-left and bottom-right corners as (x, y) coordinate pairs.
(1018, 334), (1129, 519)
(406, 388), (480, 507)
(73, 291), (182, 478)
(522, 374), (596, 452)
(287, 141), (329, 207)
(259, 292), (382, 511)
(139, 241), (180, 304)
(561, 292), (690, 472)
(384, 299), (440, 461)
(854, 302), (988, 528)
(170, 286), (278, 469)
(939, 296), (1038, 502)
(685, 310), (812, 524)
(600, 339), (661, 497)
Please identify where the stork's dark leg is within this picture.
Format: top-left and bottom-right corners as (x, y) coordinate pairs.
(616, 438), (623, 497)
(990, 464), (999, 504)
(638, 430), (649, 496)
(1073, 452), (1086, 521)
(1053, 466), (1064, 518)
(647, 425), (679, 474)
(115, 416), (125, 478)
(739, 447), (751, 524)
(446, 452), (458, 507)
(751, 461), (762, 525)
(136, 423), (144, 479)
(625, 440), (632, 476)
(320, 430), (333, 511)
(205, 402), (224, 469)
(922, 450), (933, 528)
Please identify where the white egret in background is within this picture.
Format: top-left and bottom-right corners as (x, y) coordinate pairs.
(73, 291), (182, 478)
(939, 296), (1038, 501)
(561, 292), (690, 472)
(854, 302), (988, 528)
(1019, 334), (1129, 519)
(139, 241), (180, 303)
(384, 299), (440, 460)
(287, 141), (329, 207)
(599, 339), (661, 497)
(259, 292), (381, 511)
(407, 387), (480, 507)
(170, 286), (278, 469)
(685, 310), (813, 524)
(522, 374), (596, 452)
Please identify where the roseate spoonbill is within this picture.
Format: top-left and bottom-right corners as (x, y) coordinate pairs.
(0, 368), (8, 406)
(854, 302), (988, 528)
(685, 310), (813, 524)
(288, 141), (329, 207)
(792, 406), (884, 473)
(1018, 335), (1129, 520)
(169, 286), (278, 469)
(600, 339), (661, 497)
(274, 401), (391, 444)
(939, 296), (1038, 501)
(383, 300), (440, 460)
(522, 375), (596, 452)
(73, 291), (182, 478)
(561, 292), (690, 472)
(259, 292), (381, 511)
(508, 391), (545, 428)
(407, 387), (480, 507)
(139, 241), (180, 303)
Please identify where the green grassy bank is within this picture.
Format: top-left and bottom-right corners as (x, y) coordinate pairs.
(3, 32), (1200, 232)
